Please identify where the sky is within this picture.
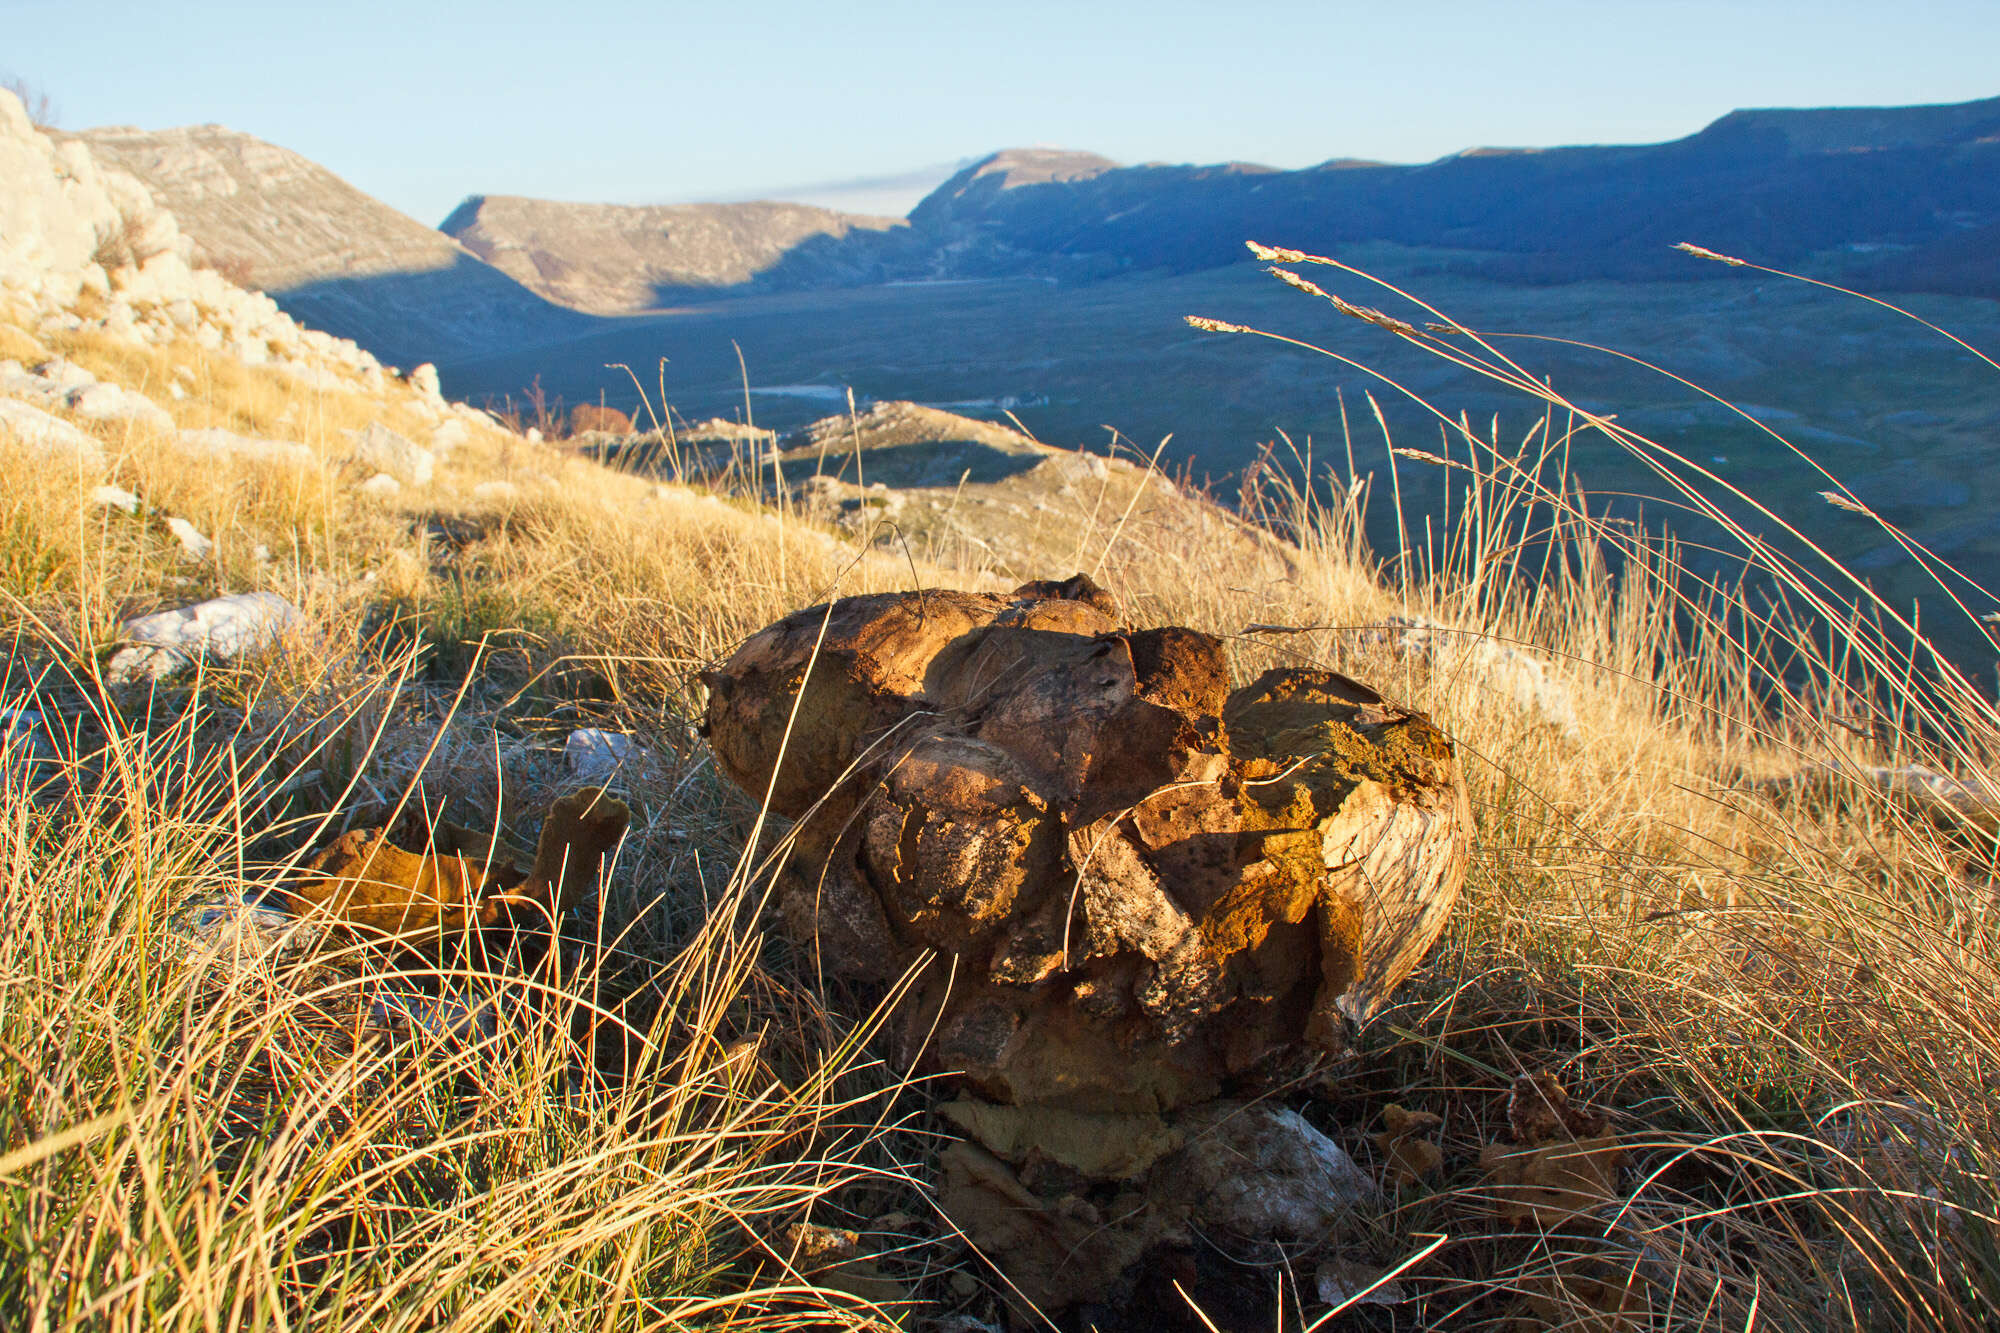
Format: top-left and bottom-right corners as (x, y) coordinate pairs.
(6, 0), (1998, 226)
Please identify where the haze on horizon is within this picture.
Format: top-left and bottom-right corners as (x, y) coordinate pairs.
(8, 0), (1998, 226)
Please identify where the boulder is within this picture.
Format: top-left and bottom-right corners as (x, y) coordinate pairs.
(702, 577), (1471, 1112)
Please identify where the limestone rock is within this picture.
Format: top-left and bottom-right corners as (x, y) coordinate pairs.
(348, 421), (433, 485)
(1381, 613), (1580, 740)
(564, 728), (644, 782)
(0, 397), (105, 470)
(91, 484), (141, 514)
(178, 426), (315, 468)
(164, 516), (212, 560)
(703, 578), (1471, 1113)
(106, 591), (303, 683)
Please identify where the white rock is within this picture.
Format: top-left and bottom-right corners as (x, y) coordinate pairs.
(525, 427), (543, 444)
(1382, 614), (1581, 740)
(38, 359), (93, 390)
(407, 362), (443, 401)
(348, 421), (433, 486)
(91, 483), (141, 514)
(179, 426), (315, 468)
(564, 728), (644, 781)
(105, 590), (303, 683)
(432, 418), (469, 450)
(0, 397), (106, 470)
(1172, 1103), (1375, 1243)
(371, 985), (502, 1041)
(358, 472), (401, 498)
(172, 889), (323, 962)
(67, 380), (173, 432)
(164, 515), (212, 560)
(166, 380), (186, 400)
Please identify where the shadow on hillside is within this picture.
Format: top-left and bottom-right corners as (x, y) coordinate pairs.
(273, 255), (596, 369)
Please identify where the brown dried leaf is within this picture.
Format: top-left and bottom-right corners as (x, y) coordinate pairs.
(1507, 1072), (1609, 1145)
(1508, 1253), (1652, 1332)
(1372, 1102), (1445, 1185)
(1478, 1135), (1627, 1227)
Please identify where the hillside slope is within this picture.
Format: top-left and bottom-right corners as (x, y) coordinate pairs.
(72, 123), (587, 365)
(439, 194), (905, 312)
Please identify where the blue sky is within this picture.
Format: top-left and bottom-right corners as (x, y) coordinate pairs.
(7, 0), (1997, 226)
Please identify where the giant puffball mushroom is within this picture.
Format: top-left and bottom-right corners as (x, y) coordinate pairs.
(703, 577), (1470, 1112)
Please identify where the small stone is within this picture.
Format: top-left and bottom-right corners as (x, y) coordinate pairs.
(358, 472), (401, 498)
(370, 985), (503, 1041)
(91, 484), (141, 514)
(407, 363), (443, 400)
(564, 728), (642, 782)
(162, 515), (213, 560)
(172, 889), (323, 962)
(1315, 1257), (1409, 1309)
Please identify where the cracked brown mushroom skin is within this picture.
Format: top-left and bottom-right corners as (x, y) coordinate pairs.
(704, 578), (1470, 1112)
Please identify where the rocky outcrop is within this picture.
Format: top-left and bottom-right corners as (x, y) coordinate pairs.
(703, 577), (1470, 1307)
(0, 90), (389, 392)
(438, 194), (905, 313)
(71, 122), (584, 364)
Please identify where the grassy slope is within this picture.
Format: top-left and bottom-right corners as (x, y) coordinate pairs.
(4, 267), (1999, 1330)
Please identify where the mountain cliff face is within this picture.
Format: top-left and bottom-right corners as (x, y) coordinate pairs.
(438, 195), (905, 313)
(72, 124), (584, 365)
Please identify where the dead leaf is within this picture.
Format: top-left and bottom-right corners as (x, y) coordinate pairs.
(1508, 1252), (1651, 1332)
(1478, 1135), (1627, 1227)
(281, 787), (628, 940)
(781, 1223), (910, 1316)
(1372, 1102), (1445, 1185)
(1508, 1072), (1609, 1145)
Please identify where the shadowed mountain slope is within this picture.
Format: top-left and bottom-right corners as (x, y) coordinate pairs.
(901, 96), (2000, 289)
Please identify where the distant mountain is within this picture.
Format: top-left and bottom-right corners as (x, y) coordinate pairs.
(896, 95), (2000, 290)
(71, 123), (584, 365)
(438, 195), (905, 313)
